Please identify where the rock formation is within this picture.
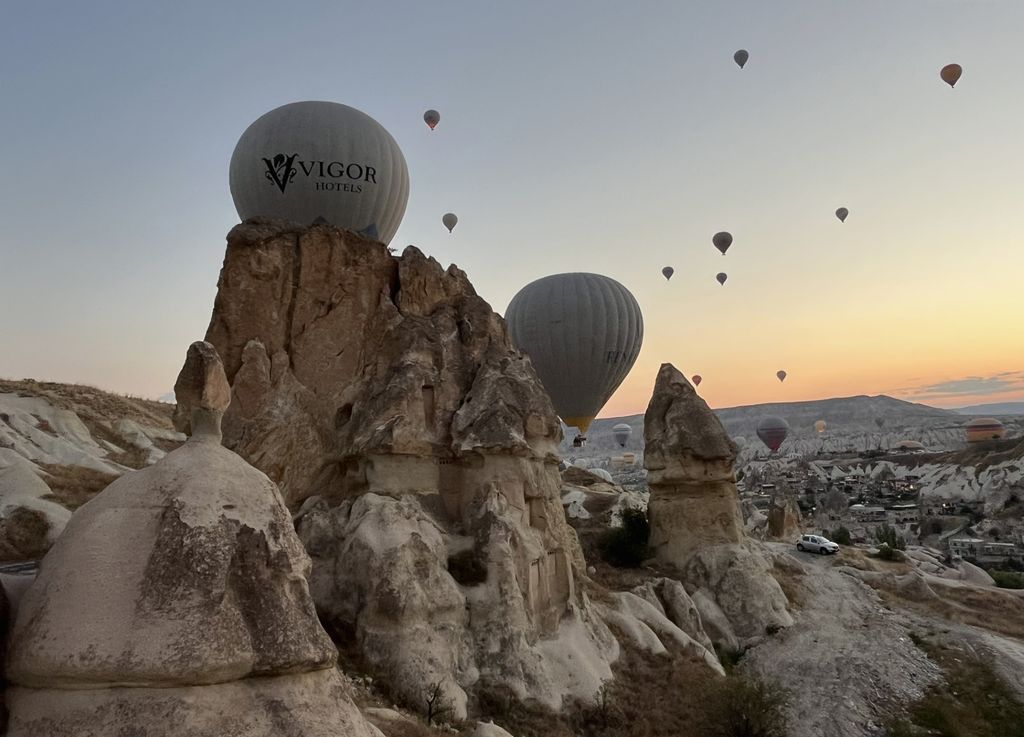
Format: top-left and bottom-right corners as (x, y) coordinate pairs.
(4, 342), (378, 737)
(766, 495), (802, 539)
(205, 220), (618, 717)
(644, 363), (792, 645)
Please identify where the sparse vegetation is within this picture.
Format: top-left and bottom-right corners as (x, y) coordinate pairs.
(598, 507), (650, 568)
(885, 637), (1024, 737)
(423, 680), (452, 726)
(39, 463), (119, 511)
(702, 674), (790, 737)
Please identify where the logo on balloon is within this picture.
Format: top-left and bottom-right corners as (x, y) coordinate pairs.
(260, 152), (379, 195)
(263, 153), (299, 193)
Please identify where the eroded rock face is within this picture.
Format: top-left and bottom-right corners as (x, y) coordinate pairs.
(205, 221), (617, 716)
(644, 364), (792, 644)
(5, 342), (377, 737)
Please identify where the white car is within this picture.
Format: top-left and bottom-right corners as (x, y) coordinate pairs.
(796, 534), (840, 555)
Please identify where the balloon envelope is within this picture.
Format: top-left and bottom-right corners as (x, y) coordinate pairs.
(836, 207), (849, 222)
(814, 420), (826, 433)
(713, 231), (733, 255)
(716, 272), (727, 286)
(229, 101), (410, 244)
(940, 64), (963, 88)
(734, 49), (749, 68)
(612, 423), (632, 448)
(662, 266), (674, 281)
(757, 416), (790, 452)
(776, 370), (787, 382)
(442, 213), (458, 232)
(506, 273), (644, 433)
(423, 109), (440, 129)
(965, 417), (1005, 443)
(692, 374), (702, 386)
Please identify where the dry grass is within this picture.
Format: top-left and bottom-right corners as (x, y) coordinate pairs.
(772, 558), (807, 609)
(39, 463), (120, 511)
(872, 579), (1024, 641)
(887, 635), (1024, 737)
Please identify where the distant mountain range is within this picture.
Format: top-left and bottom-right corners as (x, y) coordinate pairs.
(562, 394), (1024, 457)
(952, 401), (1024, 416)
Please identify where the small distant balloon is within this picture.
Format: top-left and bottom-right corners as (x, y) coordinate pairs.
(835, 207), (849, 223)
(423, 109), (440, 130)
(716, 272), (728, 286)
(776, 370), (787, 382)
(662, 266), (674, 281)
(442, 212), (458, 232)
(692, 374), (702, 386)
(612, 423), (632, 448)
(815, 419), (826, 434)
(875, 417), (885, 429)
(940, 64), (962, 88)
(734, 49), (749, 69)
(712, 231), (733, 255)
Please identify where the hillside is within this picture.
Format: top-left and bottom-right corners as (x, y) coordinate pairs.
(955, 401), (1024, 416)
(0, 378), (184, 560)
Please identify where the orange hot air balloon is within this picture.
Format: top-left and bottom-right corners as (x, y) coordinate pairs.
(814, 420), (826, 433)
(423, 109), (440, 129)
(965, 417), (1005, 443)
(940, 64), (962, 88)
(692, 374), (702, 386)
(776, 370), (787, 382)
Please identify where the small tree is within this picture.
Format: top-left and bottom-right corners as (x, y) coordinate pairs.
(424, 680), (452, 726)
(703, 674), (790, 737)
(598, 507), (650, 567)
(874, 523), (906, 551)
(831, 526), (852, 546)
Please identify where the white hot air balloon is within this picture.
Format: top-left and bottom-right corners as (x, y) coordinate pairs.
(442, 212), (458, 232)
(506, 273), (643, 438)
(229, 101), (410, 244)
(612, 423), (632, 447)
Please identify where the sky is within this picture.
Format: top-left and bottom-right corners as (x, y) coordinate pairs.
(1, 0), (1022, 416)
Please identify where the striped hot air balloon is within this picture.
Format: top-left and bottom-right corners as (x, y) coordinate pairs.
(964, 417), (1006, 443)
(757, 416), (790, 452)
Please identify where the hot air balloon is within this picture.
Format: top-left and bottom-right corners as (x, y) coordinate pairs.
(662, 266), (674, 281)
(716, 272), (728, 286)
(713, 231), (732, 255)
(757, 416), (790, 453)
(229, 101), (410, 244)
(875, 417), (885, 429)
(835, 207), (849, 223)
(776, 370), (787, 382)
(612, 423), (632, 448)
(442, 213), (458, 232)
(965, 417), (1006, 443)
(940, 64), (963, 88)
(815, 420), (826, 434)
(692, 374), (702, 387)
(423, 109), (440, 130)
(734, 50), (749, 69)
(506, 273), (643, 437)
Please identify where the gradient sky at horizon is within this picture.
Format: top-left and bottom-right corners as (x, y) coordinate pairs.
(1, 0), (1021, 415)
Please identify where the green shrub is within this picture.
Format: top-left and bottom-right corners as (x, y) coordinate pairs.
(830, 526), (852, 545)
(703, 674), (790, 737)
(598, 507), (650, 568)
(874, 524), (906, 551)
(991, 570), (1024, 590)
(875, 544), (903, 562)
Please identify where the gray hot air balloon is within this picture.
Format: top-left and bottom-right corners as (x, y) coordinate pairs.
(662, 266), (674, 281)
(776, 370), (787, 382)
(423, 109), (440, 130)
(713, 231), (732, 255)
(442, 213), (458, 232)
(229, 101), (410, 244)
(734, 49), (749, 69)
(716, 272), (728, 286)
(612, 422), (632, 448)
(506, 273), (643, 435)
(836, 207), (849, 222)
